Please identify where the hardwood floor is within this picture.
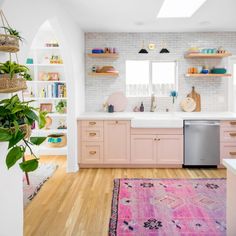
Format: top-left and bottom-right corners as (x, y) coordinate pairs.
(24, 156), (226, 236)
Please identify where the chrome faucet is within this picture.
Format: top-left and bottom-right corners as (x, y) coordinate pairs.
(150, 94), (156, 112)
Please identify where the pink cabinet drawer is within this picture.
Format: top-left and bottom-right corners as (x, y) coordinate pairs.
(221, 127), (236, 142)
(81, 127), (103, 142)
(221, 121), (236, 128)
(81, 120), (103, 128)
(220, 143), (236, 162)
(81, 142), (103, 164)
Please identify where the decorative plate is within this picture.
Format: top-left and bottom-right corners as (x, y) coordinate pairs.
(180, 97), (196, 112)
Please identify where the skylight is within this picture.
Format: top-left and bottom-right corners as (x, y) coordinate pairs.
(157, 0), (207, 18)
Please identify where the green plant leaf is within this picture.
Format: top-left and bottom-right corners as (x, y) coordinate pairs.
(25, 110), (38, 122)
(39, 111), (47, 129)
(8, 131), (24, 149)
(13, 120), (19, 137)
(30, 137), (46, 146)
(0, 128), (12, 141)
(6, 146), (23, 169)
(19, 159), (38, 172)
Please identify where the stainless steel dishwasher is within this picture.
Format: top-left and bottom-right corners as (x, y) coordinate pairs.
(184, 120), (220, 166)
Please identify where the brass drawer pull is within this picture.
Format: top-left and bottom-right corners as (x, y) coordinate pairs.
(230, 121), (236, 125)
(89, 122), (96, 125)
(89, 132), (97, 137)
(229, 152), (236, 155)
(89, 151), (97, 155)
(229, 133), (236, 137)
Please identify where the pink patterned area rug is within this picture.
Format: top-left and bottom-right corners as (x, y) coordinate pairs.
(109, 178), (226, 236)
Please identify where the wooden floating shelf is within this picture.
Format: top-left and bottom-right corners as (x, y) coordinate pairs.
(87, 53), (119, 58)
(185, 53), (232, 58)
(185, 73), (232, 77)
(89, 72), (119, 77)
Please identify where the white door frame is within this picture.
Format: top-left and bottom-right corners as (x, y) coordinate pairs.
(228, 56), (236, 112)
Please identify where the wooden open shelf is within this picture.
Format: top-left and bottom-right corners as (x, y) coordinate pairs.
(185, 53), (232, 58)
(88, 72), (119, 77)
(87, 53), (119, 58)
(185, 73), (232, 78)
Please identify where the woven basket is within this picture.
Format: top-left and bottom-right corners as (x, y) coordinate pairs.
(47, 133), (67, 148)
(0, 34), (19, 53)
(0, 74), (27, 93)
(0, 124), (31, 142)
(9, 124), (31, 139)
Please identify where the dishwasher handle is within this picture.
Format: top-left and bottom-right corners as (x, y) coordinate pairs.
(185, 121), (220, 126)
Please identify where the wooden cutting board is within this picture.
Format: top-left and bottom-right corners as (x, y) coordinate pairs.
(187, 86), (201, 112)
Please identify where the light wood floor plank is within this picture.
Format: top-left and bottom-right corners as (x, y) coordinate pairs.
(24, 156), (226, 236)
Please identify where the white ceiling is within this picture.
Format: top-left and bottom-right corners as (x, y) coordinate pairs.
(59, 0), (236, 32)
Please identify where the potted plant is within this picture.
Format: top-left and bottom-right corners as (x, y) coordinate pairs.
(0, 94), (47, 173)
(0, 26), (23, 53)
(1, 26), (24, 42)
(56, 100), (67, 114)
(0, 60), (32, 93)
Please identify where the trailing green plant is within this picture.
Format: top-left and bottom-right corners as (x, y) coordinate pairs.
(1, 26), (24, 41)
(0, 60), (32, 80)
(0, 95), (47, 172)
(56, 100), (67, 114)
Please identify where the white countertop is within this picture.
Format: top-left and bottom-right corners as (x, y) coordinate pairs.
(223, 159), (236, 175)
(77, 112), (236, 128)
(77, 112), (236, 120)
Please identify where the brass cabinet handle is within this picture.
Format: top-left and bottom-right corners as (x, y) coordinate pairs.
(89, 121), (96, 125)
(89, 151), (97, 155)
(230, 121), (236, 125)
(154, 138), (157, 141)
(158, 138), (161, 141)
(229, 152), (236, 155)
(115, 121), (118, 124)
(89, 132), (97, 136)
(229, 133), (236, 137)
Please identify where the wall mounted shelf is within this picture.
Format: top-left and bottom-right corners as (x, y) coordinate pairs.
(185, 73), (232, 78)
(88, 72), (119, 77)
(185, 53), (232, 58)
(87, 53), (119, 58)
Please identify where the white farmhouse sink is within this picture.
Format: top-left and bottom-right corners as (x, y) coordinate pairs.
(131, 114), (183, 128)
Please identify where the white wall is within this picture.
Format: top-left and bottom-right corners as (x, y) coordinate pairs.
(0, 0), (84, 235)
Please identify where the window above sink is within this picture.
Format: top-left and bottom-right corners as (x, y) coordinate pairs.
(125, 60), (178, 97)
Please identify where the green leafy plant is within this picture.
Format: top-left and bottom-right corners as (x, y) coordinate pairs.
(0, 60), (32, 80)
(0, 95), (47, 172)
(1, 26), (24, 41)
(56, 100), (67, 114)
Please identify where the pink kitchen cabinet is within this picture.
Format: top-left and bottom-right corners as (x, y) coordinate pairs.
(157, 135), (183, 165)
(131, 135), (157, 164)
(104, 120), (130, 163)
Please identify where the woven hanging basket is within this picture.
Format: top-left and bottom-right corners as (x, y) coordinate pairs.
(0, 74), (27, 93)
(0, 124), (32, 142)
(0, 34), (19, 53)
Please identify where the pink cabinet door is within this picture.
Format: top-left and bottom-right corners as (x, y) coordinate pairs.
(81, 142), (103, 164)
(131, 135), (157, 164)
(156, 135), (183, 164)
(104, 120), (130, 163)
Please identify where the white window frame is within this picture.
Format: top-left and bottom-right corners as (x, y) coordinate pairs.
(125, 60), (178, 97)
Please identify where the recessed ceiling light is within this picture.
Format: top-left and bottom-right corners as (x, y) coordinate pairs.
(157, 0), (207, 18)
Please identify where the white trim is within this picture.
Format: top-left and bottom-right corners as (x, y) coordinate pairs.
(228, 56), (236, 112)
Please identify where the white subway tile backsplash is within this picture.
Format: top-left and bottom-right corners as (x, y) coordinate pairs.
(85, 32), (236, 112)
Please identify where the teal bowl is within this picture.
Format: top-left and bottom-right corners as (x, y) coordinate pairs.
(211, 68), (227, 74)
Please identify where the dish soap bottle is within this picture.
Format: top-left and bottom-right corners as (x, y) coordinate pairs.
(140, 102), (144, 112)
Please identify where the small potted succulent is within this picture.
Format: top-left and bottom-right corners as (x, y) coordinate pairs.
(56, 100), (67, 114)
(0, 94), (47, 174)
(0, 60), (32, 93)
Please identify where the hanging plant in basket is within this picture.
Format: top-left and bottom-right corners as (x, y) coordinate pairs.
(0, 95), (47, 173)
(0, 60), (32, 93)
(0, 10), (23, 53)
